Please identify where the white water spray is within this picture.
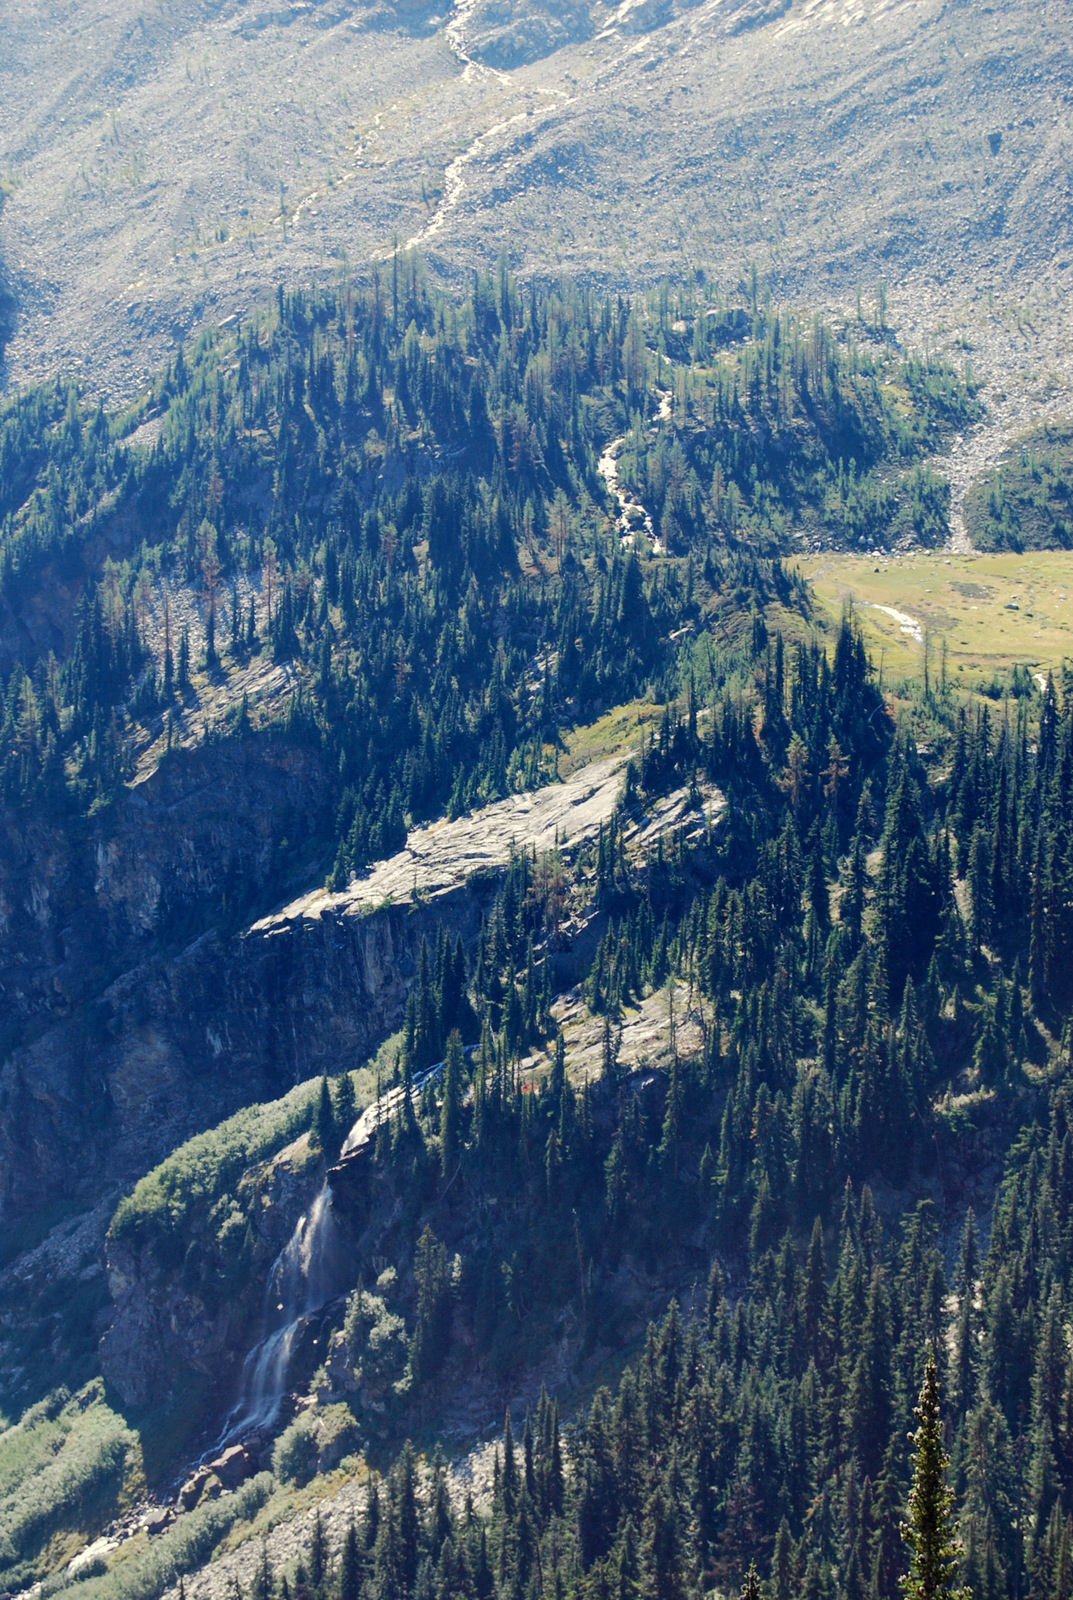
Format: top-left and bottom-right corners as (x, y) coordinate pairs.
(218, 1185), (341, 1446)
(597, 390), (672, 554)
(216, 1064), (453, 1450)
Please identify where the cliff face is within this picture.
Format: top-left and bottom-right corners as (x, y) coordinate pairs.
(0, 857), (492, 1233)
(100, 1132), (327, 1412)
(0, 749), (624, 1423)
(0, 730), (332, 1228)
(0, 751), (624, 1233)
(90, 893), (459, 1412)
(0, 734), (325, 1036)
(91, 759), (637, 1416)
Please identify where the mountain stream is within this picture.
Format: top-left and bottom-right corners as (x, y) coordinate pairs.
(596, 389), (672, 552)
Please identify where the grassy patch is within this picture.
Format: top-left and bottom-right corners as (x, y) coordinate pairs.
(561, 698), (659, 774)
(799, 548), (1073, 688)
(51, 1474), (274, 1600)
(109, 1078), (332, 1250)
(213, 1455), (367, 1558)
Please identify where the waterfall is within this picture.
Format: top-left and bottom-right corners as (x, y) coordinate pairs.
(217, 1183), (342, 1447)
(338, 1058), (453, 1161)
(216, 1067), (454, 1451)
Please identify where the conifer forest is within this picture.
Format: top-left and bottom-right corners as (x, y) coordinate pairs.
(0, 253), (1071, 1600)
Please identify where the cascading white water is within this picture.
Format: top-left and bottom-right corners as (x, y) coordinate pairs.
(339, 1060), (448, 1160)
(216, 1069), (451, 1451)
(218, 1183), (341, 1446)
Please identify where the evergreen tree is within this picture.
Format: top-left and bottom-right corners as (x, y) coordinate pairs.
(440, 1031), (464, 1179)
(901, 1358), (968, 1600)
(313, 1075), (339, 1161)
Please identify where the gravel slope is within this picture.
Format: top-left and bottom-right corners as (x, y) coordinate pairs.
(0, 0), (1070, 406)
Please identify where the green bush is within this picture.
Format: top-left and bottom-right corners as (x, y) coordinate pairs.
(109, 1073), (364, 1256)
(50, 1474), (274, 1600)
(0, 1388), (141, 1591)
(343, 1273), (410, 1398)
(272, 1407), (356, 1486)
(271, 1414), (320, 1486)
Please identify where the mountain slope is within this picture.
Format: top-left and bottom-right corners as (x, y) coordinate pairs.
(0, 0), (1070, 406)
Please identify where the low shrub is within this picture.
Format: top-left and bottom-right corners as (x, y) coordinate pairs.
(109, 1084), (325, 1252)
(0, 1388), (141, 1591)
(49, 1474), (274, 1600)
(272, 1408), (356, 1487)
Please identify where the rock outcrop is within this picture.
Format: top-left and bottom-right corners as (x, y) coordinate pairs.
(465, 0), (593, 68)
(100, 1130), (325, 1410)
(4, 753), (624, 1318)
(92, 759), (625, 1409)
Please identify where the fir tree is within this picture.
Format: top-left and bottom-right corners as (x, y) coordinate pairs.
(901, 1357), (968, 1600)
(440, 1030), (463, 1179)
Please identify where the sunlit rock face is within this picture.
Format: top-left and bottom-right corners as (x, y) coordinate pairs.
(0, 753), (626, 1232)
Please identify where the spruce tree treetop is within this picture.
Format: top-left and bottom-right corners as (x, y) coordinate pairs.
(901, 1356), (970, 1600)
(741, 1561), (762, 1600)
